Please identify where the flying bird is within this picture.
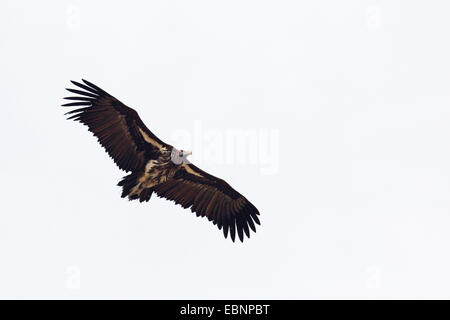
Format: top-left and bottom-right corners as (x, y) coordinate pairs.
(62, 79), (260, 242)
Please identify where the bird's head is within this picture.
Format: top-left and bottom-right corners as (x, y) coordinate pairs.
(171, 148), (192, 165)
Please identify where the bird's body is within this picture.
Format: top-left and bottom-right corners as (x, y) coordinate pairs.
(120, 149), (173, 202)
(62, 79), (260, 242)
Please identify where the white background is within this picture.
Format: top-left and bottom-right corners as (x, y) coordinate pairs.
(1, 0), (450, 299)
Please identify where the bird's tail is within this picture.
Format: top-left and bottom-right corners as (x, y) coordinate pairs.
(118, 173), (153, 202)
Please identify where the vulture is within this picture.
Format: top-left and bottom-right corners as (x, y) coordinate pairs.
(62, 79), (260, 242)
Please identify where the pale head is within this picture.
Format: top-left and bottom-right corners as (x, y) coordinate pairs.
(171, 148), (192, 165)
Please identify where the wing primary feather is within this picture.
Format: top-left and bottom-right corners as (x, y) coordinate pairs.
(246, 214), (256, 232)
(235, 213), (245, 242)
(223, 223), (229, 239)
(239, 213), (250, 239)
(229, 216), (236, 242)
(71, 80), (100, 95)
(82, 79), (108, 94)
(221, 207), (231, 237)
(251, 213), (260, 225)
(249, 204), (261, 225)
(64, 107), (92, 116)
(66, 88), (98, 98)
(220, 200), (231, 234)
(64, 96), (94, 101)
(62, 101), (92, 107)
(216, 209), (223, 230)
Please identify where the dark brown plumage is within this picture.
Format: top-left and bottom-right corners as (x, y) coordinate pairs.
(62, 79), (260, 242)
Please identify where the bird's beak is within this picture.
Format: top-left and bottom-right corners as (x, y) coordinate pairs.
(185, 151), (192, 156)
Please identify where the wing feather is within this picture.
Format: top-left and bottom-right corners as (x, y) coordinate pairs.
(62, 79), (169, 172)
(154, 163), (260, 242)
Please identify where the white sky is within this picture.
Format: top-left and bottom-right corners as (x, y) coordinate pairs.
(1, 0), (450, 299)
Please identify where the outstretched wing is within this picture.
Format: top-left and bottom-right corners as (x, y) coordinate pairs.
(62, 79), (169, 172)
(153, 163), (260, 242)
